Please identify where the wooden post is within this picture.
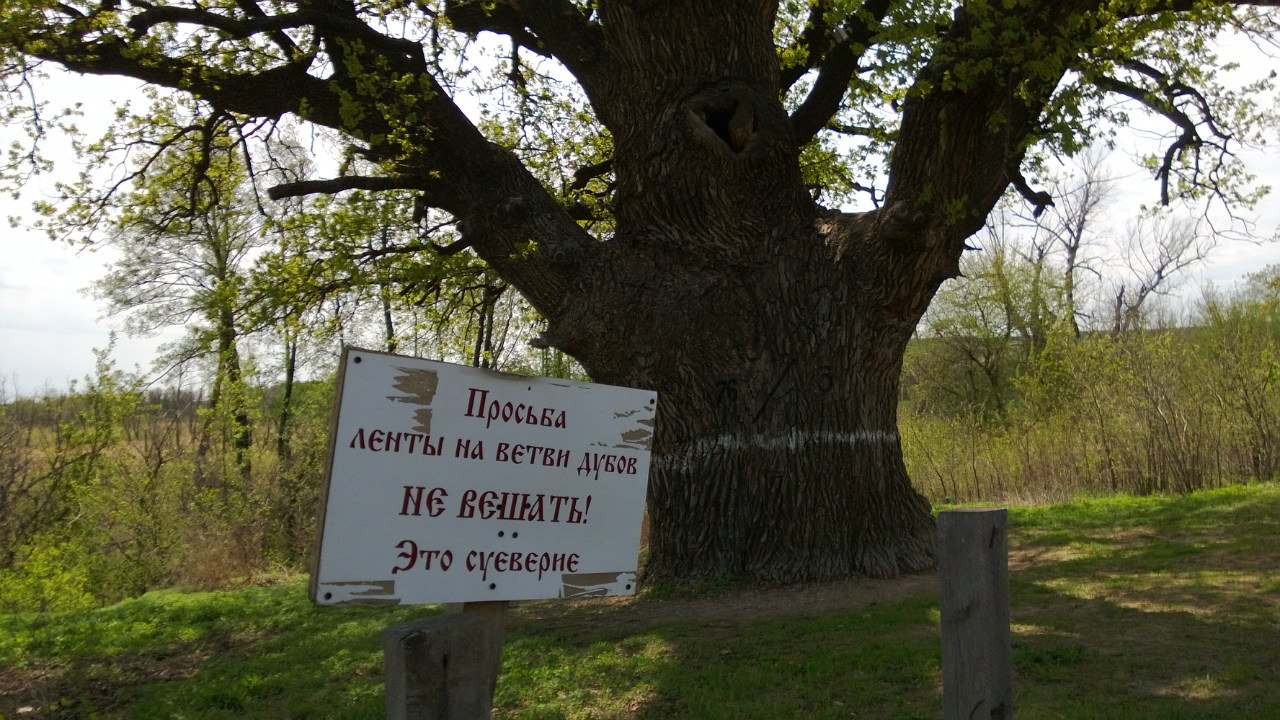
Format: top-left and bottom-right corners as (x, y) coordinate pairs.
(938, 508), (1012, 720)
(461, 600), (509, 706)
(383, 613), (492, 720)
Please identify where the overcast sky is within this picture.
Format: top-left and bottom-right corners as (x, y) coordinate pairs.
(3, 53), (1280, 397)
(1, 72), (173, 396)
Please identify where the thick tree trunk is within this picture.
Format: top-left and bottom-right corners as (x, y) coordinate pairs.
(642, 343), (938, 581)
(561, 217), (940, 581)
(540, 74), (947, 579)
(518, 2), (965, 583)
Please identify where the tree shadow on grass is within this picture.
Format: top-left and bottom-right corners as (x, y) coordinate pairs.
(1008, 576), (1279, 719)
(496, 486), (1280, 719)
(5, 485), (1275, 719)
(499, 591), (943, 720)
(5, 560), (1275, 720)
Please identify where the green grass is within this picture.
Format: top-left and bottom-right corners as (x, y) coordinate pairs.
(1005, 482), (1280, 720)
(496, 595), (943, 720)
(0, 584), (443, 719)
(2, 482), (1277, 719)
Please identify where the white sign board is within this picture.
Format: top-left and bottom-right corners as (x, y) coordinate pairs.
(310, 348), (657, 606)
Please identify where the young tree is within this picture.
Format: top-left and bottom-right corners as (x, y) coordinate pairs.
(4, 1), (1278, 581)
(46, 98), (268, 482)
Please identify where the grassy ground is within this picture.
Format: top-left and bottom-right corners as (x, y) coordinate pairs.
(1, 482), (1277, 719)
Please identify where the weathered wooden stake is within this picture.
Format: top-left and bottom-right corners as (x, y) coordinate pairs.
(383, 613), (493, 720)
(461, 600), (509, 705)
(938, 508), (1012, 720)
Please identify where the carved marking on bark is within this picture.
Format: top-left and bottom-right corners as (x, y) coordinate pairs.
(753, 357), (797, 422)
(707, 365), (840, 423)
(654, 428), (901, 471)
(712, 379), (740, 406)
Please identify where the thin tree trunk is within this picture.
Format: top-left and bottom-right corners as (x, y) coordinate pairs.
(276, 332), (297, 462)
(218, 317), (252, 484)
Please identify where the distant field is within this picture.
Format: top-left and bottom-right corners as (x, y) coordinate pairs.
(2, 482), (1277, 719)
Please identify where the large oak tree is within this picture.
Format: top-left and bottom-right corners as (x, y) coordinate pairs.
(3, 0), (1277, 582)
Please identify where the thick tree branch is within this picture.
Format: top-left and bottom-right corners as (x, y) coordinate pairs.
(877, 1), (1101, 298)
(266, 175), (437, 200)
(128, 6), (304, 41)
(126, 3), (418, 61)
(1093, 69), (1230, 205)
(882, 0), (1278, 237)
(21, 3), (599, 318)
(779, 2), (832, 93)
(24, 31), (324, 121)
(232, 0), (301, 58)
(444, 0), (609, 104)
(788, 0), (893, 145)
(1009, 169), (1055, 218)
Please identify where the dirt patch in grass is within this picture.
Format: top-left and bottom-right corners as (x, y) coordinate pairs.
(518, 523), (1231, 634)
(511, 569), (940, 633)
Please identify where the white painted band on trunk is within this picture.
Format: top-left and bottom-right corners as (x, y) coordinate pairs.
(653, 428), (900, 470)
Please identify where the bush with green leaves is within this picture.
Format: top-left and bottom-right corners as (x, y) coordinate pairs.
(902, 265), (1280, 503)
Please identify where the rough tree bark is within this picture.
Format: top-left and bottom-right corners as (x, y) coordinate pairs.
(514, 2), (1039, 579)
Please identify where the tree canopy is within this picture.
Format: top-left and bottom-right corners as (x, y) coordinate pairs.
(4, 0), (1280, 582)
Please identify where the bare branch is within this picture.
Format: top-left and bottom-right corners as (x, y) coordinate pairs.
(1094, 66), (1232, 206)
(568, 158), (612, 192)
(1110, 212), (1214, 333)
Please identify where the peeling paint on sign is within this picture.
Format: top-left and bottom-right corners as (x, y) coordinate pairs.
(611, 403), (656, 450)
(618, 423), (655, 450)
(387, 367), (439, 434)
(560, 571), (637, 599)
(317, 580), (401, 605)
